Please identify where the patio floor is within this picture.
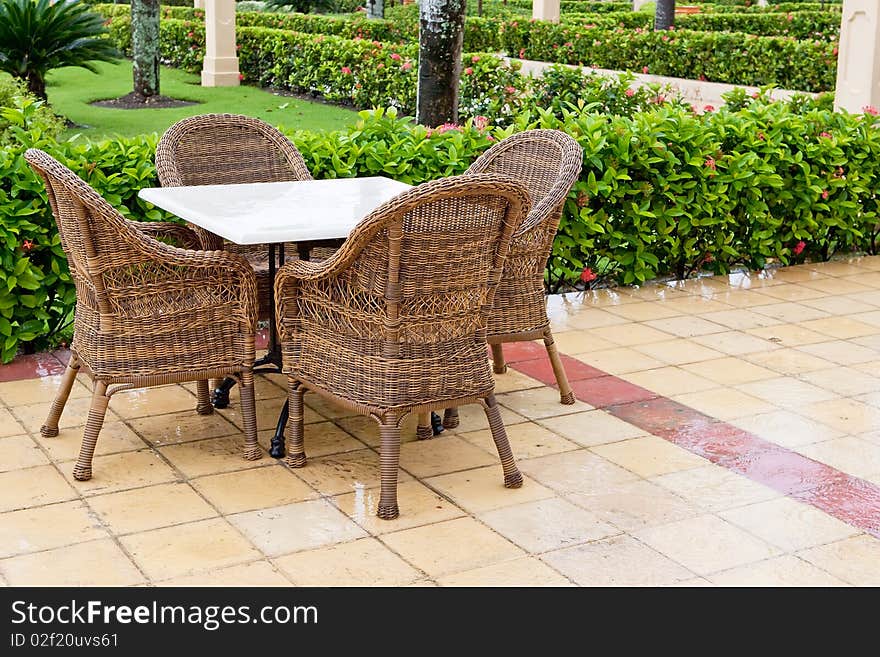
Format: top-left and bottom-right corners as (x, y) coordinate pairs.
(3, 257), (880, 586)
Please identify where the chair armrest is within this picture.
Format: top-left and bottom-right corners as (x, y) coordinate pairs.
(131, 222), (203, 250)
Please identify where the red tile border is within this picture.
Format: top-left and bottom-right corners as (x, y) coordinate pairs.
(0, 352), (66, 383)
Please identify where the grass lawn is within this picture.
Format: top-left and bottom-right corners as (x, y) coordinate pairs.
(43, 60), (359, 141)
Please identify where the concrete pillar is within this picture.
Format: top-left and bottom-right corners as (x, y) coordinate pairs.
(632, 0), (651, 10)
(194, 0), (204, 8)
(835, 0), (880, 112)
(533, 0), (560, 23)
(201, 0), (239, 87)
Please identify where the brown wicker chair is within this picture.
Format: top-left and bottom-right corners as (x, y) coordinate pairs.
(434, 130), (583, 433)
(275, 174), (531, 519)
(26, 149), (261, 481)
(155, 113), (315, 317)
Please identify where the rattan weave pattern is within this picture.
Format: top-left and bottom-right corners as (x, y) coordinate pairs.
(275, 174), (531, 519)
(25, 148), (261, 481)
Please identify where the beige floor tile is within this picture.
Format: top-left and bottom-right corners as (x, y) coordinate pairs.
(634, 339), (724, 366)
(697, 309), (781, 331)
(400, 435), (496, 478)
(565, 478), (701, 532)
(0, 538), (143, 586)
(692, 331), (783, 356)
(479, 497), (618, 554)
(518, 449), (638, 496)
(192, 466), (316, 515)
(575, 347), (666, 375)
(292, 449), (410, 496)
(796, 398), (880, 435)
(642, 316), (729, 337)
(157, 560), (291, 587)
(259, 422), (365, 459)
(853, 334), (880, 352)
(0, 465), (77, 512)
(542, 534), (694, 586)
(679, 358), (777, 386)
(34, 421), (146, 462)
(537, 410), (647, 447)
(604, 302), (683, 322)
(159, 436), (266, 479)
(63, 450), (178, 496)
(660, 297), (735, 315)
(490, 368), (546, 394)
(765, 267), (826, 283)
(798, 535), (880, 586)
(665, 577), (715, 587)
(796, 436), (880, 479)
(707, 290), (781, 308)
(634, 514), (781, 576)
(496, 387), (591, 420)
(745, 348), (837, 375)
(121, 517), (261, 580)
(800, 367), (880, 397)
(426, 465), (554, 514)
(720, 496), (857, 552)
(745, 323), (831, 347)
(751, 302), (831, 323)
(730, 410), (842, 448)
(110, 385), (197, 419)
(220, 396), (323, 432)
(11, 397), (121, 434)
(803, 296), (879, 316)
(87, 482), (217, 535)
(0, 435), (48, 472)
(333, 414), (420, 447)
(550, 330), (618, 355)
(854, 309), (880, 327)
(127, 410), (240, 447)
(853, 360), (880, 377)
(590, 322), (675, 346)
(460, 421), (580, 460)
(0, 501), (106, 559)
(799, 317), (879, 340)
(380, 517), (524, 578)
(183, 375), (287, 404)
(798, 341), (879, 366)
(807, 261), (871, 276)
(437, 557), (573, 587)
(734, 377), (838, 409)
(333, 480), (464, 535)
(623, 366), (718, 396)
(756, 284), (828, 301)
(622, 284), (694, 301)
(652, 464), (779, 512)
(275, 537), (420, 586)
(229, 499), (366, 557)
(301, 393), (357, 420)
(0, 408), (26, 438)
(0, 375), (90, 407)
(435, 404), (528, 438)
(591, 435), (707, 478)
(564, 308), (631, 330)
(708, 556), (848, 587)
(800, 277), (874, 295)
(673, 388), (777, 421)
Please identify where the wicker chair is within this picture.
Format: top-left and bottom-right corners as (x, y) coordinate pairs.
(26, 149), (261, 481)
(434, 130), (583, 433)
(275, 174), (531, 519)
(155, 113), (315, 317)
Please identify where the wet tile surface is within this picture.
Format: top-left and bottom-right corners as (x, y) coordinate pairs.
(3, 259), (880, 585)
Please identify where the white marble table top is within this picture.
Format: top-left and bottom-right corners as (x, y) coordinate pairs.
(138, 177), (412, 245)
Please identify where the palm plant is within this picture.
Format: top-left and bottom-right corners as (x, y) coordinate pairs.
(0, 0), (118, 101)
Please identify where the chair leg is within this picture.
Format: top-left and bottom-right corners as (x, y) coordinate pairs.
(543, 327), (575, 405)
(416, 412), (432, 441)
(73, 381), (109, 481)
(491, 343), (507, 374)
(483, 394), (523, 489)
(285, 380), (306, 468)
(239, 371), (261, 461)
(41, 355), (81, 438)
(377, 419), (402, 520)
(195, 380), (214, 415)
(442, 407), (459, 429)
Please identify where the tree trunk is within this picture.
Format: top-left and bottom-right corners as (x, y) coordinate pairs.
(416, 0), (466, 126)
(654, 0), (675, 31)
(367, 0), (384, 19)
(131, 0), (160, 98)
(23, 71), (47, 101)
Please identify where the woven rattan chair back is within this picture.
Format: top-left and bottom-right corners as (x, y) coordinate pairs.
(452, 129), (583, 415)
(276, 174), (531, 518)
(25, 148), (261, 482)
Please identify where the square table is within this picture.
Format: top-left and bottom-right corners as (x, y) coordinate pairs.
(138, 177), (413, 456)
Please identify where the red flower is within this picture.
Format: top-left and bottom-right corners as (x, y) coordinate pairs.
(757, 132), (766, 141)
(187, 31), (194, 38)
(464, 67), (473, 75)
(341, 66), (352, 75)
(625, 88), (635, 97)
(21, 240), (34, 253)
(864, 105), (879, 116)
(505, 86), (516, 94)
(238, 73), (244, 81)
(704, 156), (717, 170)
(471, 55), (480, 63)
(793, 241), (806, 255)
(819, 131), (832, 139)
(821, 190), (829, 200)
(473, 115), (489, 131)
(641, 66), (649, 74)
(703, 104), (715, 113)
(390, 53), (402, 61)
(401, 61), (412, 71)
(580, 267), (598, 283)
(519, 48), (526, 59)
